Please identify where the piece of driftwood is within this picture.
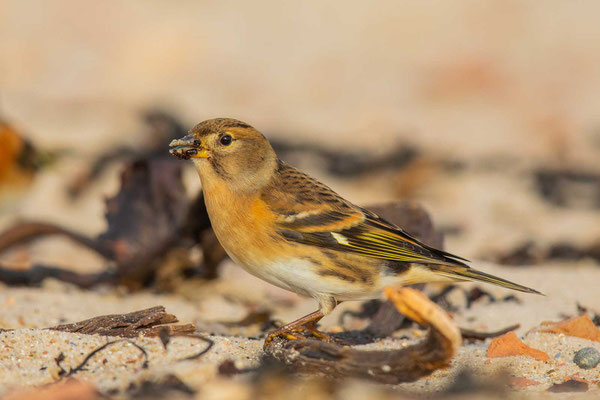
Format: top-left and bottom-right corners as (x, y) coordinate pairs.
(264, 287), (461, 384)
(48, 306), (195, 338)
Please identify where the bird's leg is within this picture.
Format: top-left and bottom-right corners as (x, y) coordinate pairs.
(263, 310), (332, 348)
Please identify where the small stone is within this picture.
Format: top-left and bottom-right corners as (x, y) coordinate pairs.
(573, 347), (600, 369)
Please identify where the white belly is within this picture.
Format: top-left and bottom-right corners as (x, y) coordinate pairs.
(234, 255), (382, 303)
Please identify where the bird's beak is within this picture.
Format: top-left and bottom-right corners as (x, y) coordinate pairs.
(169, 135), (208, 160)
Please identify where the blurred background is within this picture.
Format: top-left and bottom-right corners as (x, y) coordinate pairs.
(1, 2), (600, 397)
(2, 0), (599, 261)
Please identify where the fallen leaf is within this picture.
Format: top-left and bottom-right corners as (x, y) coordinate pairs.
(535, 316), (600, 342)
(487, 331), (549, 361)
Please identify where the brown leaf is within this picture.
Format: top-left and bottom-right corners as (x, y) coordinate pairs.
(487, 331), (549, 361)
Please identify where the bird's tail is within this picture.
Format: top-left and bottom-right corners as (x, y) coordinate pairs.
(432, 265), (542, 295)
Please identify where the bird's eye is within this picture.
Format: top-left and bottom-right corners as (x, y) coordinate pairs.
(219, 134), (233, 146)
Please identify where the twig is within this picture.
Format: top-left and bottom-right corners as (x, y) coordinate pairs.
(176, 334), (214, 361)
(460, 324), (520, 341)
(56, 339), (149, 377)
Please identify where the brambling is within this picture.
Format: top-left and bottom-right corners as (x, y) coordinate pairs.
(169, 118), (540, 346)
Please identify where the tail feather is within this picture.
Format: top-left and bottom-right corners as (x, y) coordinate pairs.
(434, 265), (543, 295)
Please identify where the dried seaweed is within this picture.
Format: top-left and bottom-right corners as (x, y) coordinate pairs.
(0, 158), (222, 289)
(264, 288), (461, 384)
(48, 306), (195, 338)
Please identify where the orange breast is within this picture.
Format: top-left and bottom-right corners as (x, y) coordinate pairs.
(202, 182), (285, 268)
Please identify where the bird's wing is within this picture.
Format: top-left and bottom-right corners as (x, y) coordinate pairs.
(265, 161), (468, 267)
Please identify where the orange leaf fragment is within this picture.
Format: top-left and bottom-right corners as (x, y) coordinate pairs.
(487, 331), (549, 361)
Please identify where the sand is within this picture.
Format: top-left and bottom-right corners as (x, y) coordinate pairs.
(2, 2), (600, 397)
(0, 260), (598, 398)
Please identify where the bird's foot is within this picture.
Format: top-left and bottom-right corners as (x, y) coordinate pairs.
(263, 325), (333, 350)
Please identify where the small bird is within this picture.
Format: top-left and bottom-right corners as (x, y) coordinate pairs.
(169, 118), (540, 346)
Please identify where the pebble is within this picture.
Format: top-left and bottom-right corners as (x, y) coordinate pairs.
(573, 347), (600, 369)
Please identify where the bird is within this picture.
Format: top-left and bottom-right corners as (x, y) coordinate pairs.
(169, 118), (541, 347)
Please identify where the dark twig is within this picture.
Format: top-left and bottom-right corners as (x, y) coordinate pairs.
(176, 334), (214, 361)
(460, 324), (521, 341)
(56, 339), (149, 377)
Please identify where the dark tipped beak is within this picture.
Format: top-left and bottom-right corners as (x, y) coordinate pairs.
(169, 135), (203, 160)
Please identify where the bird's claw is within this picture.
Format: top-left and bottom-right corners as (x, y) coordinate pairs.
(263, 326), (333, 350)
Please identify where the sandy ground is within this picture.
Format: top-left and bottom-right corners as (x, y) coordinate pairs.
(1, 1), (600, 398)
(0, 259), (599, 398)
(0, 132), (599, 398)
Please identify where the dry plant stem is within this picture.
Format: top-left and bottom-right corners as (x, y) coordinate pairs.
(264, 287), (461, 384)
(48, 306), (195, 338)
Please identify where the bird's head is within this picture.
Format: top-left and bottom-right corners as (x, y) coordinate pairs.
(169, 118), (277, 191)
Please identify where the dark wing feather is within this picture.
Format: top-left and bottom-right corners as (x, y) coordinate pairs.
(265, 161), (468, 267)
